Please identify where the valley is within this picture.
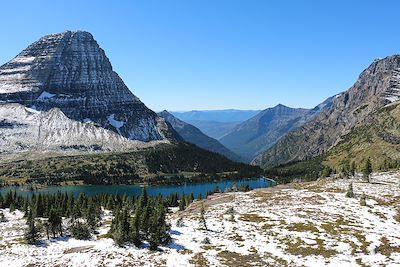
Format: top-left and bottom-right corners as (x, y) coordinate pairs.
(0, 3), (400, 265)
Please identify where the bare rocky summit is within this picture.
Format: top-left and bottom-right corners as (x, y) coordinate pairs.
(0, 31), (173, 142)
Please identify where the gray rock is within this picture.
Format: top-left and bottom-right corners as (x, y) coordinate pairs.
(0, 31), (173, 142)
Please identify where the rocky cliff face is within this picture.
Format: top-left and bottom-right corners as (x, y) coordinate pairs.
(0, 103), (166, 161)
(256, 55), (400, 168)
(0, 31), (172, 141)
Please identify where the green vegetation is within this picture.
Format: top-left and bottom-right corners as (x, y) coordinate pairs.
(346, 183), (354, 198)
(263, 104), (400, 183)
(199, 203), (208, 231)
(70, 221), (91, 240)
(0, 142), (262, 186)
(0, 188), (195, 250)
(264, 157), (324, 184)
(360, 193), (367, 206)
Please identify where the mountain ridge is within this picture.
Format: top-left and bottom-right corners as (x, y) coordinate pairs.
(256, 55), (400, 169)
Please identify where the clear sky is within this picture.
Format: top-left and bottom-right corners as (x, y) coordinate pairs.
(0, 0), (399, 111)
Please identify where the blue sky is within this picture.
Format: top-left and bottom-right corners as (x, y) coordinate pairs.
(0, 0), (399, 111)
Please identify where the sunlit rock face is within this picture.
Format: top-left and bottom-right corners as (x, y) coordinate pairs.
(0, 31), (171, 141)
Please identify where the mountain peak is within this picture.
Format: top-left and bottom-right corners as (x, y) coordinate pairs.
(0, 31), (174, 142)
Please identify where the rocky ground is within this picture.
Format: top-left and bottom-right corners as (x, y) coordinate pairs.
(1, 172), (400, 266)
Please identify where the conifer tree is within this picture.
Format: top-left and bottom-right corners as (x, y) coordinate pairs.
(350, 161), (356, 176)
(199, 203), (207, 230)
(0, 212), (6, 223)
(363, 158), (372, 182)
(345, 183), (354, 198)
(34, 194), (44, 217)
(25, 209), (41, 244)
(179, 197), (186, 211)
(360, 193), (367, 206)
(131, 207), (141, 247)
(71, 221), (91, 240)
(48, 208), (62, 238)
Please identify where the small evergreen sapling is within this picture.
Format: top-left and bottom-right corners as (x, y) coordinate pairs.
(71, 221), (91, 240)
(0, 212), (6, 223)
(25, 209), (41, 244)
(363, 158), (372, 182)
(346, 183), (354, 198)
(360, 193), (367, 206)
(199, 203), (208, 231)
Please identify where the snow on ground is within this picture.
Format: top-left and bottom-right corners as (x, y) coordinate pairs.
(1, 172), (400, 266)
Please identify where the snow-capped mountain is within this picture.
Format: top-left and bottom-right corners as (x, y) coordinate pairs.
(0, 31), (173, 142)
(0, 103), (164, 158)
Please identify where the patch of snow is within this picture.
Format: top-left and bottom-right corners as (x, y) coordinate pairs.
(37, 91), (56, 100)
(107, 114), (125, 134)
(24, 106), (41, 114)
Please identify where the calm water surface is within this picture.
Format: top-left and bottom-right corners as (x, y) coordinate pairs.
(0, 178), (275, 198)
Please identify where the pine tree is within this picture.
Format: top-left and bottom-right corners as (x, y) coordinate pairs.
(71, 221), (91, 240)
(350, 161), (356, 176)
(148, 200), (170, 250)
(345, 183), (354, 198)
(25, 209), (41, 244)
(112, 208), (130, 246)
(34, 194), (44, 217)
(363, 158), (372, 182)
(360, 193), (367, 206)
(227, 207), (235, 222)
(199, 203), (207, 230)
(321, 166), (332, 178)
(139, 188), (148, 207)
(0, 212), (6, 223)
(48, 208), (62, 238)
(131, 207), (142, 247)
(86, 199), (101, 230)
(140, 204), (151, 238)
(178, 197), (186, 211)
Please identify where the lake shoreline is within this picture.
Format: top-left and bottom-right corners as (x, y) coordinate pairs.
(0, 177), (275, 198)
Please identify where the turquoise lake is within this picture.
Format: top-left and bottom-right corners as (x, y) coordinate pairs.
(0, 178), (275, 198)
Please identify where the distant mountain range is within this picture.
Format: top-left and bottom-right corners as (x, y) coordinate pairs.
(171, 109), (260, 122)
(171, 109), (260, 139)
(158, 111), (242, 162)
(220, 97), (336, 162)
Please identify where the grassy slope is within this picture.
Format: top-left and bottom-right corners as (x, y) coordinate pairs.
(0, 142), (262, 185)
(265, 104), (400, 182)
(324, 104), (400, 170)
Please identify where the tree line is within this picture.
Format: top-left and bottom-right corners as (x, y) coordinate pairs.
(0, 189), (195, 250)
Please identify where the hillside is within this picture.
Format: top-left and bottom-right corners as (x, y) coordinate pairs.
(256, 55), (400, 169)
(158, 111), (242, 162)
(324, 103), (400, 170)
(0, 142), (262, 185)
(219, 104), (311, 162)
